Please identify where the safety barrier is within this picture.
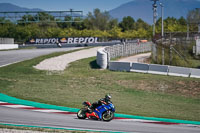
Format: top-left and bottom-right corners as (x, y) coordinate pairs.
(148, 64), (168, 75)
(96, 48), (108, 69)
(96, 42), (200, 78)
(96, 42), (152, 69)
(168, 66), (191, 77)
(131, 63), (149, 73)
(105, 42), (152, 59)
(0, 44), (18, 50)
(190, 68), (200, 78)
(110, 61), (200, 78)
(109, 61), (131, 72)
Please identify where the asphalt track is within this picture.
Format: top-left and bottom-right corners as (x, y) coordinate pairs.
(0, 47), (81, 67)
(0, 106), (200, 133)
(0, 47), (200, 132)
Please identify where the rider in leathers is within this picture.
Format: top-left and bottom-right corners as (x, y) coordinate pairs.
(89, 94), (112, 112)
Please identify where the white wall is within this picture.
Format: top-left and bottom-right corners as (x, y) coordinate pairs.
(0, 44), (19, 50)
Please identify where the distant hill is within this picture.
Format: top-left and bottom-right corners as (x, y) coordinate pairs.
(109, 0), (200, 24)
(1, 1), (200, 24)
(0, 3), (43, 12)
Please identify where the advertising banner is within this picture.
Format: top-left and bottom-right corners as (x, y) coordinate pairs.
(29, 37), (98, 44)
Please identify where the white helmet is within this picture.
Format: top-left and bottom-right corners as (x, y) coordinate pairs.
(105, 94), (111, 100)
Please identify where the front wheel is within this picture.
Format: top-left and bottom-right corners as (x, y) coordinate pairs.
(77, 109), (87, 119)
(102, 111), (114, 122)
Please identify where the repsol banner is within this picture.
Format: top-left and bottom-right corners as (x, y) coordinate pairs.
(29, 37), (98, 44)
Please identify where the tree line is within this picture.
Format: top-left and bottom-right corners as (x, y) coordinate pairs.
(0, 8), (199, 43)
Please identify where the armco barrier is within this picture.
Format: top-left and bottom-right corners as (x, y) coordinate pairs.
(109, 61), (131, 72)
(168, 66), (191, 77)
(131, 63), (149, 73)
(148, 64), (168, 75)
(190, 68), (200, 78)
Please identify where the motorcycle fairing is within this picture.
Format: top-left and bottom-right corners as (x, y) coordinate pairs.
(94, 103), (115, 120)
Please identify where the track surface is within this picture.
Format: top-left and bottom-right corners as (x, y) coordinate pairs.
(0, 47), (81, 67)
(0, 106), (199, 133)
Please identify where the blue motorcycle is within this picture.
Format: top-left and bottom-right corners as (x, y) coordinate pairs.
(77, 101), (115, 122)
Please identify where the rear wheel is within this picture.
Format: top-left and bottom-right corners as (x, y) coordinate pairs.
(77, 109), (87, 119)
(102, 111), (114, 122)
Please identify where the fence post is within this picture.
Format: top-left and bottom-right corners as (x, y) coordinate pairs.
(169, 45), (172, 65)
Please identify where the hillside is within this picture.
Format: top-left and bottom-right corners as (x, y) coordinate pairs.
(109, 0), (200, 24)
(1, 0), (200, 24)
(0, 3), (42, 12)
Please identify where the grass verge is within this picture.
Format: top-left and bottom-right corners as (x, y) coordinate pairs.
(0, 49), (199, 121)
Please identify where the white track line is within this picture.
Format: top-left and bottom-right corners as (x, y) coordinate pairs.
(0, 101), (69, 113)
(32, 109), (68, 113)
(1, 105), (32, 108)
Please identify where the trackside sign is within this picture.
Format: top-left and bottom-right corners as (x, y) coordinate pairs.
(29, 37), (98, 44)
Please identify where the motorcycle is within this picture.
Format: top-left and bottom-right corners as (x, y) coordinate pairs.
(77, 101), (115, 122)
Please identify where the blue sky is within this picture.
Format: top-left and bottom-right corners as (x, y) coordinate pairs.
(0, 0), (133, 15)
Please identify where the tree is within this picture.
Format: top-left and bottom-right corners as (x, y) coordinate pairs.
(84, 8), (115, 31)
(35, 12), (55, 22)
(135, 18), (150, 30)
(187, 8), (200, 32)
(108, 19), (118, 30)
(0, 17), (12, 24)
(35, 12), (57, 28)
(18, 14), (35, 24)
(108, 26), (122, 39)
(164, 17), (178, 32)
(119, 16), (135, 31)
(72, 17), (86, 30)
(187, 8), (200, 24)
(0, 24), (10, 37)
(178, 16), (187, 25)
(58, 16), (72, 28)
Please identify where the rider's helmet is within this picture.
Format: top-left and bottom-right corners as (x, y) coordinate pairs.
(105, 94), (111, 101)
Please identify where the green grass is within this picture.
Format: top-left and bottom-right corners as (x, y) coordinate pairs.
(0, 49), (200, 121)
